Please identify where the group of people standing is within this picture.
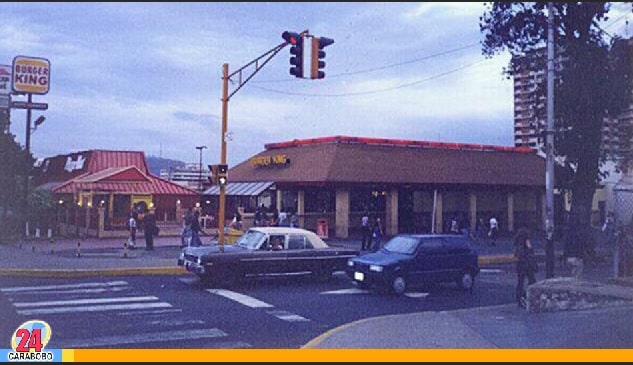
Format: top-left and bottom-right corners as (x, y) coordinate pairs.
(254, 204), (299, 228)
(360, 212), (384, 252)
(127, 209), (158, 251)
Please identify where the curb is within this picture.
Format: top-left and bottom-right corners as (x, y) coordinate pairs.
(0, 266), (186, 278)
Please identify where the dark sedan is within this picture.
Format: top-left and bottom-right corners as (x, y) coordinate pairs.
(346, 234), (479, 294)
(178, 226), (359, 285)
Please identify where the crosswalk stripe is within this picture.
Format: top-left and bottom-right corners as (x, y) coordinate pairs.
(17, 302), (172, 316)
(13, 296), (159, 308)
(266, 310), (310, 322)
(206, 289), (274, 308)
(52, 328), (228, 349)
(6, 286), (130, 296)
(0, 281), (128, 293)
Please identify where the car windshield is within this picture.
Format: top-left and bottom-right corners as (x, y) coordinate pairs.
(383, 236), (419, 255)
(235, 230), (266, 250)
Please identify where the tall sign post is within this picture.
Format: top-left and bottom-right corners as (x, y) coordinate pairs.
(12, 55), (50, 237)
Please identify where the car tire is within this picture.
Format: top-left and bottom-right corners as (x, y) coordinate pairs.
(391, 275), (407, 295)
(457, 271), (475, 291)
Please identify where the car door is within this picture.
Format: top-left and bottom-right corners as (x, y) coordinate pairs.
(411, 238), (448, 283)
(283, 233), (317, 275)
(442, 236), (474, 279)
(244, 234), (288, 277)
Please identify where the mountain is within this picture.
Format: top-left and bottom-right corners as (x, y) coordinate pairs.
(146, 155), (186, 176)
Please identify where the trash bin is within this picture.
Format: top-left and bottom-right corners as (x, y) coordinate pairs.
(316, 218), (328, 239)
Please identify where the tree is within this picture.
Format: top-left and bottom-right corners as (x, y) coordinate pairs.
(480, 2), (633, 259)
(0, 132), (35, 241)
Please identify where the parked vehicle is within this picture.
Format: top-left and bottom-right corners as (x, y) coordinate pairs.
(346, 234), (479, 295)
(178, 226), (359, 285)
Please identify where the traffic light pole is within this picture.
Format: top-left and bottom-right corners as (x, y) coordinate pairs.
(216, 33), (305, 250)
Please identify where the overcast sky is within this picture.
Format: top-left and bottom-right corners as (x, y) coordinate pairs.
(2, 2), (632, 168)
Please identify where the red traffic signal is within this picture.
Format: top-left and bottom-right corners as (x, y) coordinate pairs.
(282, 31), (299, 45)
(283, 31), (304, 78)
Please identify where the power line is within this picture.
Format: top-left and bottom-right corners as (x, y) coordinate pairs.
(246, 59), (488, 97)
(252, 42), (480, 83)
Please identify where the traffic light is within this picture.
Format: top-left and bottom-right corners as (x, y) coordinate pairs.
(310, 36), (334, 79)
(282, 31), (303, 78)
(217, 164), (228, 186)
(208, 164), (219, 185)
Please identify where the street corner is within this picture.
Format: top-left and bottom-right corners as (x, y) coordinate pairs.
(527, 277), (633, 313)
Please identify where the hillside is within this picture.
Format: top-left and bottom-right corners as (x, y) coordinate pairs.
(146, 155), (186, 176)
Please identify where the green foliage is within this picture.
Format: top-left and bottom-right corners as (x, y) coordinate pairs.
(480, 2), (633, 258)
(0, 132), (35, 239)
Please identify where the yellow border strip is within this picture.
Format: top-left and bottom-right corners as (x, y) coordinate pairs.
(71, 349), (633, 362)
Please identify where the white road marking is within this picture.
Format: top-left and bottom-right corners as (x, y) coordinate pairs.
(17, 302), (172, 316)
(404, 292), (430, 298)
(206, 289), (274, 308)
(117, 309), (182, 316)
(13, 296), (159, 308)
(266, 310), (310, 322)
(178, 277), (200, 285)
(0, 281), (128, 293)
(6, 286), (130, 296)
(320, 288), (369, 295)
(53, 328), (228, 348)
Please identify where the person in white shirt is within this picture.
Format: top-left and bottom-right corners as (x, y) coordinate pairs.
(489, 216), (499, 246)
(127, 213), (137, 249)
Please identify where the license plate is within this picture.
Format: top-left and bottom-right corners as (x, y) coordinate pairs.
(354, 272), (364, 281)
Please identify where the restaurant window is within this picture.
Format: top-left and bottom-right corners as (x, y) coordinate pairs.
(304, 187), (335, 213)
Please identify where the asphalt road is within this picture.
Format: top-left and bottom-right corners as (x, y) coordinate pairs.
(0, 267), (519, 349)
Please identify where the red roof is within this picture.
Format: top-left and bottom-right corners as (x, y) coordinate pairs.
(38, 150), (197, 196)
(53, 166), (197, 195)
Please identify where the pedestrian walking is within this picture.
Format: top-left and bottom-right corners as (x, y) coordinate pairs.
(602, 211), (616, 246)
(143, 209), (157, 251)
(360, 211), (371, 251)
(489, 216), (499, 246)
(476, 218), (486, 240)
(127, 212), (137, 249)
(181, 207), (194, 248)
(371, 217), (384, 252)
(514, 227), (537, 308)
(190, 210), (207, 246)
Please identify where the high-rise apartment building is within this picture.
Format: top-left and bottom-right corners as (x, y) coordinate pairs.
(512, 40), (631, 160)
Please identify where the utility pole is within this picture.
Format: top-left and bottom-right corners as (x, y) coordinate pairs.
(545, 1), (556, 278)
(195, 145), (207, 193)
(216, 31), (307, 250)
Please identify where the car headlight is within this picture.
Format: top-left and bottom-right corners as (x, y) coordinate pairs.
(369, 265), (383, 272)
(347, 259), (354, 267)
(196, 257), (202, 265)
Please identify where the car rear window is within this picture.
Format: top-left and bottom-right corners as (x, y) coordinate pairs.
(288, 234), (313, 249)
(383, 236), (419, 254)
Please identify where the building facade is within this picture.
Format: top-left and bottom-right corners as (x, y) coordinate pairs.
(208, 136), (551, 240)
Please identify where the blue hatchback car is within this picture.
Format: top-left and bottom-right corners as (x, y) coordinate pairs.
(346, 234), (480, 294)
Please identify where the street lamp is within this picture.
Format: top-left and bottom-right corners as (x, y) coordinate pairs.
(195, 146), (207, 193)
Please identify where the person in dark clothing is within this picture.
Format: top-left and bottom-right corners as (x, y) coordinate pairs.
(143, 210), (157, 251)
(514, 227), (537, 308)
(360, 212), (371, 251)
(190, 210), (207, 246)
(371, 217), (384, 252)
